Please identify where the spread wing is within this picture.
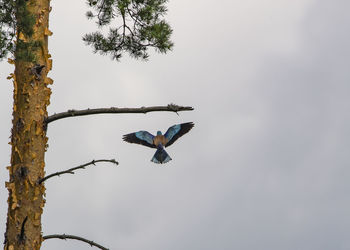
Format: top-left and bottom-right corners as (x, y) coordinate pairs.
(164, 122), (194, 147)
(123, 131), (156, 148)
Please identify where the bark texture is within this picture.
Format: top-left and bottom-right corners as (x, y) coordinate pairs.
(4, 0), (52, 249)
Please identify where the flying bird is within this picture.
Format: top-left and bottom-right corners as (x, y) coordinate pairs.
(123, 122), (194, 164)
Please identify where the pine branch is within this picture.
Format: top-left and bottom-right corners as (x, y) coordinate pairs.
(45, 104), (194, 124)
(43, 234), (109, 250)
(84, 0), (173, 60)
(37, 159), (118, 184)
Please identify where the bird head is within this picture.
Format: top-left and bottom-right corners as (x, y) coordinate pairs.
(156, 131), (162, 136)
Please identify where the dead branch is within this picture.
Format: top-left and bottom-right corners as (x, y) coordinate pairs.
(43, 234), (109, 250)
(45, 104), (194, 124)
(37, 159), (118, 184)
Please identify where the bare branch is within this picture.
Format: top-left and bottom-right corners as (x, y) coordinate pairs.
(43, 234), (109, 250)
(37, 159), (118, 184)
(45, 104), (194, 124)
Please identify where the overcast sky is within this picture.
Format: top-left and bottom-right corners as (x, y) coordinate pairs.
(1, 0), (350, 249)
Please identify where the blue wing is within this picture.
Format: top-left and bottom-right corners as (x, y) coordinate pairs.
(164, 122), (194, 147)
(123, 130), (156, 148)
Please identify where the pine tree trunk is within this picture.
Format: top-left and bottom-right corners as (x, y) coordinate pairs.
(4, 0), (52, 249)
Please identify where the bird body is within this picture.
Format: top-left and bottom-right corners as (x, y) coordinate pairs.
(153, 133), (168, 147)
(123, 122), (194, 164)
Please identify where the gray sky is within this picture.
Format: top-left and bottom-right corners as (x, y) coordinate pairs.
(1, 0), (350, 249)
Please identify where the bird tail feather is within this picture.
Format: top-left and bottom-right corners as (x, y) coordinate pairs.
(151, 146), (172, 164)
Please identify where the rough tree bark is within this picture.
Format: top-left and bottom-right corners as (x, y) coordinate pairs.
(4, 0), (52, 249)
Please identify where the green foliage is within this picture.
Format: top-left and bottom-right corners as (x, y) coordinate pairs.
(83, 0), (173, 60)
(15, 40), (42, 62)
(0, 0), (37, 61)
(16, 0), (36, 38)
(0, 0), (16, 59)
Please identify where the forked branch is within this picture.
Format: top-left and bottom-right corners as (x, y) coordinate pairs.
(45, 104), (194, 124)
(43, 234), (109, 250)
(38, 159), (118, 184)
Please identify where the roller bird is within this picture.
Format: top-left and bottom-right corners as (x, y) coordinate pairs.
(123, 122), (194, 164)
